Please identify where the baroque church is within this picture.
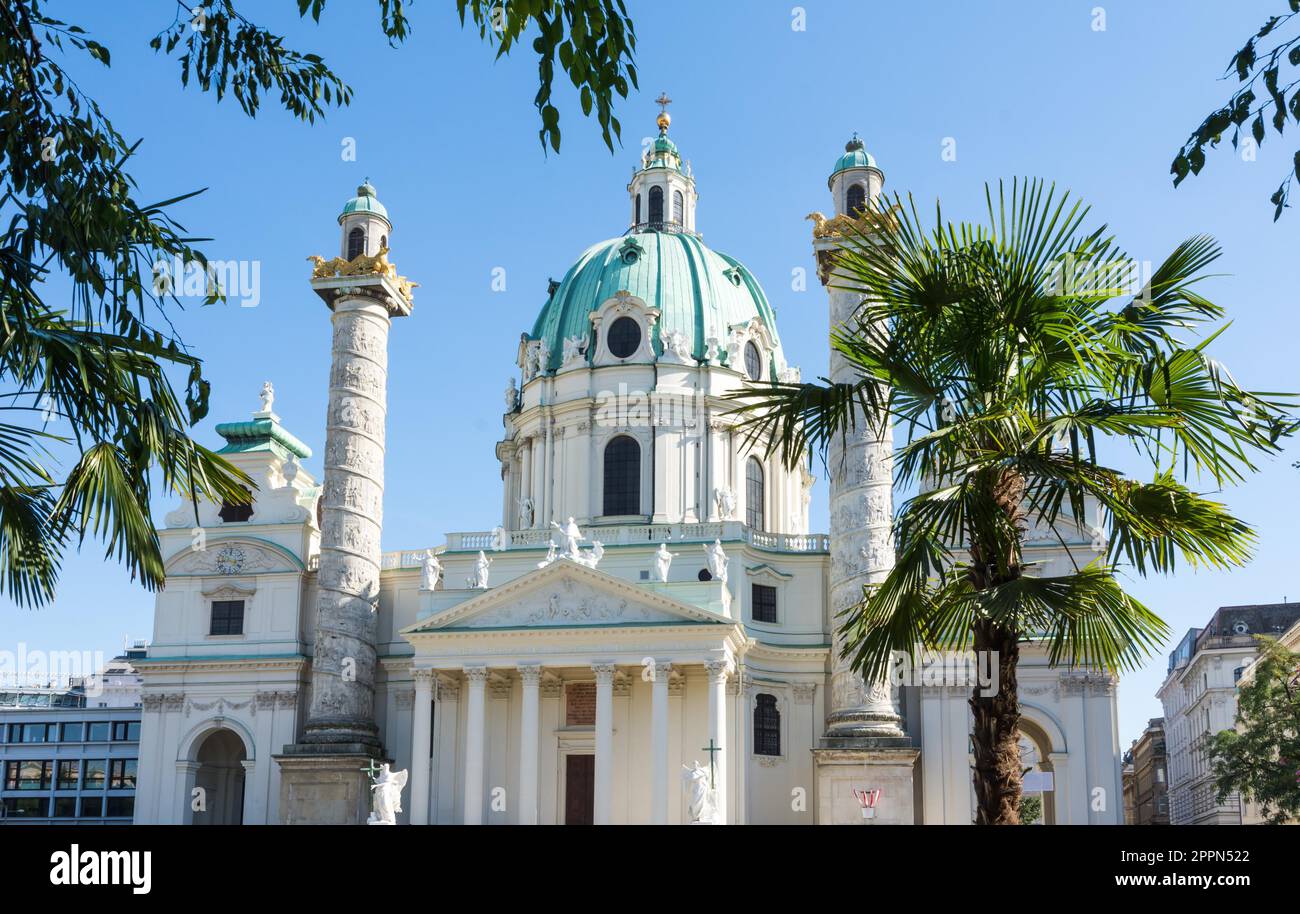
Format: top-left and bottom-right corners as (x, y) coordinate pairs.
(132, 108), (1124, 825)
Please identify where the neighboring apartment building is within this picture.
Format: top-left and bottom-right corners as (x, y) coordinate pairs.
(1158, 603), (1300, 825)
(1122, 751), (1136, 825)
(0, 643), (146, 823)
(1127, 718), (1168, 825)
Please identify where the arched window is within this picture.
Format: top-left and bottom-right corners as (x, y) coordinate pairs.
(754, 694), (780, 756)
(635, 193), (642, 225)
(607, 316), (641, 358)
(846, 182), (867, 215)
(744, 341), (763, 381)
(649, 186), (664, 223)
(603, 436), (641, 516)
(672, 190), (684, 224)
(746, 457), (765, 531)
(379, 234), (388, 252)
(346, 226), (365, 259)
(219, 487), (254, 523)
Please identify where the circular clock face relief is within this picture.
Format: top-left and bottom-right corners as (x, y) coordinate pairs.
(215, 545), (246, 575)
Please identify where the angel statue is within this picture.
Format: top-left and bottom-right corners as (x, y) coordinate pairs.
(517, 495), (535, 529)
(703, 539), (729, 584)
(536, 542), (558, 569)
(681, 761), (717, 825)
(419, 549), (441, 592)
(258, 381), (275, 414)
(654, 543), (677, 583)
(366, 763), (408, 826)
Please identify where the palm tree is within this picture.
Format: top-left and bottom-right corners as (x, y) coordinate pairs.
(733, 179), (1296, 824)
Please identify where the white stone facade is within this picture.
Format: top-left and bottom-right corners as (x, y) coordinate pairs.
(132, 129), (1125, 825)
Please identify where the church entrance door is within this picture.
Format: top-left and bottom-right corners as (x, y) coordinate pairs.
(564, 754), (595, 825)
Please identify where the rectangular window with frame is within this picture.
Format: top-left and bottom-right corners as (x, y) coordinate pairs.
(109, 758), (137, 789)
(210, 599), (245, 636)
(7, 759), (52, 790)
(80, 796), (103, 817)
(112, 721), (141, 742)
(86, 721), (110, 742)
(52, 796), (77, 818)
(751, 584), (778, 624)
(60, 721), (84, 742)
(57, 759), (80, 789)
(3, 796), (47, 818)
(106, 796), (135, 818)
(84, 759), (107, 789)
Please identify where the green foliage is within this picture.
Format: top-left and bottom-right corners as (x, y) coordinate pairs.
(735, 180), (1295, 677)
(455, 0), (637, 153)
(0, 0), (637, 607)
(1018, 794), (1043, 825)
(731, 179), (1295, 820)
(1171, 2), (1300, 220)
(1210, 637), (1300, 825)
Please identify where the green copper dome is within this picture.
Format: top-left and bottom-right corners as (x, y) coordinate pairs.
(829, 134), (877, 186)
(339, 180), (389, 223)
(529, 230), (784, 374)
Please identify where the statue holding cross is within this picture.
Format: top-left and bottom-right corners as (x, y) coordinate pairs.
(681, 760), (717, 824)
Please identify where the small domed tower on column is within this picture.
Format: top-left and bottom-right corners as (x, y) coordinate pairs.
(828, 133), (883, 219)
(338, 179), (392, 259)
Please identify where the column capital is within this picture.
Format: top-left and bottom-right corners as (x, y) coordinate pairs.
(517, 664), (544, 686)
(464, 666), (490, 684)
(412, 668), (436, 687)
(649, 660), (673, 682)
(591, 662), (617, 684)
(704, 658), (731, 683)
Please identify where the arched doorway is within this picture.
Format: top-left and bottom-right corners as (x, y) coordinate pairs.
(191, 729), (247, 825)
(1016, 721), (1056, 825)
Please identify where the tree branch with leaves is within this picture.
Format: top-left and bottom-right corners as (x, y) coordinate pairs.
(0, 0), (637, 608)
(1171, 1), (1300, 220)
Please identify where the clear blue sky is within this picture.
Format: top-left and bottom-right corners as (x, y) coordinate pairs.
(7, 1), (1297, 751)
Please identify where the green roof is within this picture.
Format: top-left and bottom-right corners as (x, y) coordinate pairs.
(528, 230), (784, 374)
(215, 417), (312, 460)
(829, 134), (877, 186)
(339, 180), (389, 223)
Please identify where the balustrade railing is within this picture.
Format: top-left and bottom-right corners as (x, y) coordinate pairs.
(360, 521), (828, 571)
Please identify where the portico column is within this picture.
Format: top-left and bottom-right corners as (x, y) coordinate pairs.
(409, 669), (434, 825)
(705, 658), (730, 824)
(650, 660), (672, 824)
(592, 662), (616, 825)
(517, 664), (542, 825)
(462, 666), (488, 825)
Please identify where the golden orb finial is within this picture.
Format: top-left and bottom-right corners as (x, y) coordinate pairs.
(655, 92), (672, 133)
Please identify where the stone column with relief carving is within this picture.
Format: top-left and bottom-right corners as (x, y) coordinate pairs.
(810, 140), (918, 824)
(300, 270), (411, 749)
(275, 190), (415, 824)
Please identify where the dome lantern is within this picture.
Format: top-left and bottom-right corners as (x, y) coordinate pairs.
(338, 177), (392, 261)
(627, 95), (698, 233)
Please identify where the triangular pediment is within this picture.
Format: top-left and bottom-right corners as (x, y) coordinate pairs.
(401, 559), (733, 634)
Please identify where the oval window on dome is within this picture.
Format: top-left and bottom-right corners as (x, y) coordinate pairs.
(608, 317), (642, 359)
(744, 341), (763, 381)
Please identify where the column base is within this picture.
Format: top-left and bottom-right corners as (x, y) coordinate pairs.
(275, 746), (391, 825)
(813, 738), (919, 825)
